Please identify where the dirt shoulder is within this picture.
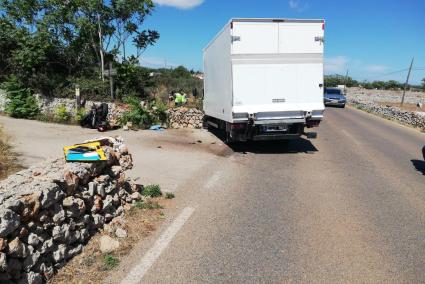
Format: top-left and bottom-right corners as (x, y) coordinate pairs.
(0, 125), (24, 179)
(0, 115), (229, 194)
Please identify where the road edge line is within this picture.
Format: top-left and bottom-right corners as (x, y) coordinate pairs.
(120, 206), (196, 284)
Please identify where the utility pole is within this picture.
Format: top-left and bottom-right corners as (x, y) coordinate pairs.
(401, 57), (414, 107)
(345, 69), (349, 93)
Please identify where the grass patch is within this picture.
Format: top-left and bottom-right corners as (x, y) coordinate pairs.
(103, 254), (119, 270)
(134, 200), (163, 210)
(142, 184), (162, 197)
(165, 192), (175, 199)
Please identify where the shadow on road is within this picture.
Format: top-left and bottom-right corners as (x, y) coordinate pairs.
(207, 128), (318, 154)
(229, 139), (318, 154)
(411, 160), (425, 175)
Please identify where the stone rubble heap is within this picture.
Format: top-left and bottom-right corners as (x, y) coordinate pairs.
(167, 107), (204, 129)
(0, 137), (141, 284)
(348, 99), (425, 131)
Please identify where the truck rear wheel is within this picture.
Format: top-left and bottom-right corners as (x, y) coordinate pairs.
(225, 131), (233, 144)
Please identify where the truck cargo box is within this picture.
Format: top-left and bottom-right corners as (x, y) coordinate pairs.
(203, 18), (325, 142)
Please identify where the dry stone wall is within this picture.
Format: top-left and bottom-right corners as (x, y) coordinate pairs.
(0, 137), (140, 283)
(167, 108), (204, 129)
(348, 99), (425, 131)
(0, 92), (206, 129)
(0, 92), (124, 127)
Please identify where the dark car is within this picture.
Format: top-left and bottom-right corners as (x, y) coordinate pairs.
(324, 88), (346, 108)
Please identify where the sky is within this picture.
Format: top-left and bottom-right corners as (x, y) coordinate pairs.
(132, 0), (425, 84)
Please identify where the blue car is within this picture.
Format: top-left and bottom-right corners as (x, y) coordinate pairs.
(324, 87), (346, 108)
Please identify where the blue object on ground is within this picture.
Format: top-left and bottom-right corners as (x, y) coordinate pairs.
(149, 125), (164, 131)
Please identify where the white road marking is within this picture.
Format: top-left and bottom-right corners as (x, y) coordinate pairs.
(342, 129), (361, 145)
(120, 207), (196, 284)
(203, 170), (224, 191)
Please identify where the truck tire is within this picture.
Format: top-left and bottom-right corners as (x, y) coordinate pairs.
(225, 131), (233, 144)
(202, 116), (209, 129)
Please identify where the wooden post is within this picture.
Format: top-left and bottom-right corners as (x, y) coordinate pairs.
(75, 84), (80, 109)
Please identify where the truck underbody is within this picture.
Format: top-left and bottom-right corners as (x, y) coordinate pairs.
(205, 113), (321, 142)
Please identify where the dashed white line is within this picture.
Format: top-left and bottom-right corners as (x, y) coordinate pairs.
(120, 207), (196, 284)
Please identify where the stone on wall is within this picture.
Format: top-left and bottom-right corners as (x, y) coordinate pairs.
(167, 107), (204, 129)
(0, 137), (141, 283)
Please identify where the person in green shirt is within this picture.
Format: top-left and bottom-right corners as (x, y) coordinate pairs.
(174, 91), (187, 106)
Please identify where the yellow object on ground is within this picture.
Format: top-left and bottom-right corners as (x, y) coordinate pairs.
(63, 141), (107, 162)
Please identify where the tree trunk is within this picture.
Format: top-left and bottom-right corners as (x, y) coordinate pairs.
(98, 14), (105, 82)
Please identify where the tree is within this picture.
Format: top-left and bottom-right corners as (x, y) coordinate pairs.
(422, 78), (425, 90)
(385, 80), (402, 90)
(0, 0), (159, 95)
(324, 74), (358, 87)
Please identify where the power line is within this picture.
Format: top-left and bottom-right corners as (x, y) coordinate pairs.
(363, 68), (409, 80)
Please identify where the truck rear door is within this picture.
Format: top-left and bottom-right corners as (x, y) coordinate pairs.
(231, 20), (324, 112)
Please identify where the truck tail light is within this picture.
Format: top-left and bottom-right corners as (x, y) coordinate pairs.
(230, 123), (247, 130)
(322, 23), (325, 30)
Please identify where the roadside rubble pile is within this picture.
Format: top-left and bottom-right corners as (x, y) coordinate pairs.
(348, 98), (425, 131)
(167, 107), (204, 129)
(0, 137), (143, 283)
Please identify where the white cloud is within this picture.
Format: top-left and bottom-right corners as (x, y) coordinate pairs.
(153, 0), (204, 9)
(288, 0), (309, 12)
(289, 0), (299, 9)
(325, 56), (349, 74)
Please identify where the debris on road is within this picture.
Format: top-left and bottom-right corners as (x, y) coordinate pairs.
(63, 142), (107, 162)
(149, 124), (165, 131)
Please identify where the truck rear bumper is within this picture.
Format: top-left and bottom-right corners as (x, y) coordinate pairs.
(229, 121), (306, 142)
(252, 133), (302, 141)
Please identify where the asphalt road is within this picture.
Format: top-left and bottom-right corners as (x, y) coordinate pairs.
(112, 107), (425, 284)
(1, 107), (425, 283)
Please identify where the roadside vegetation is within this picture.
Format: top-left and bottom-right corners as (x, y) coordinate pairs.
(0, 0), (203, 125)
(142, 184), (163, 198)
(50, 194), (172, 283)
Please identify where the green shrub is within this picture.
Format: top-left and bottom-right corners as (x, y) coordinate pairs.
(73, 107), (86, 123)
(103, 254), (119, 270)
(142, 184), (162, 197)
(54, 104), (71, 122)
(1, 76), (40, 119)
(165, 192), (175, 199)
(151, 99), (168, 124)
(119, 96), (153, 129)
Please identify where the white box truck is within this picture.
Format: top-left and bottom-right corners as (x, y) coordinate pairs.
(203, 18), (325, 142)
